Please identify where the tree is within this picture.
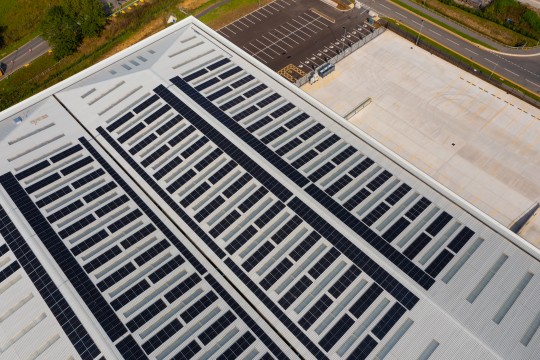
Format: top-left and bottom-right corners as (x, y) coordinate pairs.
(41, 6), (82, 59)
(61, 0), (106, 37)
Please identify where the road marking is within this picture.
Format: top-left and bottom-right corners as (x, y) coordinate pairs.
(231, 23), (243, 31)
(504, 68), (519, 77)
(464, 48), (478, 55)
(275, 28), (299, 44)
(483, 57), (497, 66)
(243, 16), (255, 25)
(223, 27), (236, 35)
(446, 38), (459, 46)
(395, 11), (407, 19)
(526, 79), (540, 88)
(412, 20), (421, 26)
(380, 4), (391, 10)
(429, 29), (441, 36)
(250, 13), (261, 21)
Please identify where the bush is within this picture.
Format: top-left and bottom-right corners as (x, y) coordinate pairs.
(41, 6), (83, 59)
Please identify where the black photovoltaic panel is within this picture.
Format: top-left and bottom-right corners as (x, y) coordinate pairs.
(371, 302), (407, 340)
(405, 197), (432, 221)
(347, 335), (378, 360)
(220, 95), (245, 111)
(81, 137), (292, 359)
(35, 185), (72, 207)
(259, 258), (293, 290)
(0, 207), (103, 360)
(15, 160), (50, 180)
(118, 123), (145, 144)
(425, 249), (455, 277)
(195, 77), (220, 91)
(157, 115), (183, 135)
(25, 173), (61, 194)
(299, 294), (333, 330)
(184, 68), (208, 82)
(404, 233), (432, 260)
(230, 75), (254, 88)
(244, 83), (267, 98)
(0, 174), (125, 354)
(328, 266), (362, 299)
(97, 84), (431, 358)
(208, 86), (232, 101)
(332, 146), (357, 165)
(425, 212), (453, 237)
(98, 127), (325, 359)
(349, 283), (383, 318)
(133, 94), (160, 114)
(155, 82), (429, 297)
(198, 310), (237, 345)
(143, 104), (171, 125)
(207, 58), (231, 71)
(72, 168), (106, 189)
(129, 133), (157, 155)
(233, 105), (258, 121)
(319, 314), (355, 351)
(383, 218), (410, 243)
(107, 112), (134, 132)
(218, 66), (242, 80)
(448, 227), (475, 253)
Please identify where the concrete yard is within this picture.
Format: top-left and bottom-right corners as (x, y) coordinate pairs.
(302, 30), (540, 247)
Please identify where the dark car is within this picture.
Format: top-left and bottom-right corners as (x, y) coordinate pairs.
(0, 62), (7, 76)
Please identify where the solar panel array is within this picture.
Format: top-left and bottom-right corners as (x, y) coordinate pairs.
(0, 17), (539, 360)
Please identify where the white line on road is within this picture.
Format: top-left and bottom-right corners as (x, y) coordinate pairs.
(412, 20), (421, 26)
(483, 57), (497, 65)
(429, 29), (441, 36)
(504, 68), (519, 77)
(464, 48), (478, 55)
(395, 12), (407, 19)
(380, 4), (391, 10)
(446, 38), (459, 46)
(526, 79), (540, 88)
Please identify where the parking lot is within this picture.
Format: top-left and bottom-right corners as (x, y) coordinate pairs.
(218, 0), (374, 81)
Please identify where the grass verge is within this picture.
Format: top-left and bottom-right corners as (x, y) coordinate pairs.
(0, 0), (279, 111)
(388, 0), (497, 49)
(384, 18), (540, 105)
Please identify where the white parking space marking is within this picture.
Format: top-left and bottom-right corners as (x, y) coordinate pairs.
(267, 3), (281, 11)
(250, 13), (262, 21)
(275, 28), (299, 44)
(230, 23), (244, 31)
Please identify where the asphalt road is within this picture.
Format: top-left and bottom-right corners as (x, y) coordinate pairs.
(0, 0), (131, 78)
(0, 37), (50, 79)
(362, 0), (540, 94)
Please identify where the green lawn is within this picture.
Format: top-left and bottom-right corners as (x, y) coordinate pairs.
(0, 0), (61, 50)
